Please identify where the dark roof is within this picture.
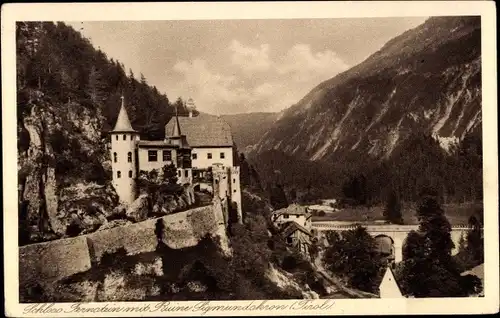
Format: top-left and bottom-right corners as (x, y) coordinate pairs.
(165, 113), (233, 147)
(280, 222), (313, 238)
(273, 204), (309, 216)
(111, 99), (136, 133)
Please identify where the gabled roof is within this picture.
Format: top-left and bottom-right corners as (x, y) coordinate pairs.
(378, 266), (403, 298)
(112, 97), (136, 133)
(273, 204), (309, 216)
(165, 113), (233, 147)
(280, 221), (313, 238)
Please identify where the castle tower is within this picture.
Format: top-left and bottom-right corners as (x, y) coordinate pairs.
(186, 98), (196, 118)
(168, 103), (192, 184)
(110, 96), (140, 205)
(212, 164), (242, 224)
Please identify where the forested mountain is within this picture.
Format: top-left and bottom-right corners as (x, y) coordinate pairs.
(16, 22), (189, 243)
(252, 16), (481, 161)
(221, 112), (278, 153)
(247, 16), (483, 204)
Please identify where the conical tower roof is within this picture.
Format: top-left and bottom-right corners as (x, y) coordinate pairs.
(171, 103), (182, 137)
(112, 96), (136, 133)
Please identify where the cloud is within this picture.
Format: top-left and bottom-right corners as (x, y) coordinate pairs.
(171, 44), (350, 114)
(172, 58), (252, 113)
(277, 44), (349, 83)
(229, 40), (271, 73)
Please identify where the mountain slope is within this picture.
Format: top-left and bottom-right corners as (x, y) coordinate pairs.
(252, 16), (481, 163)
(221, 112), (279, 153)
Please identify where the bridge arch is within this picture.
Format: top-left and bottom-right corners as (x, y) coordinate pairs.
(374, 234), (395, 264)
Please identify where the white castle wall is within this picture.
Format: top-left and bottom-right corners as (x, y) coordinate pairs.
(191, 147), (233, 169)
(137, 147), (178, 172)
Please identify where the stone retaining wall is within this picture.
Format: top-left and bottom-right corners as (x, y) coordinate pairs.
(19, 236), (92, 289)
(19, 203), (226, 292)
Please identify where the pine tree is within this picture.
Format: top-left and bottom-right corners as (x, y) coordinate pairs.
(396, 188), (480, 297)
(323, 226), (384, 293)
(383, 189), (403, 224)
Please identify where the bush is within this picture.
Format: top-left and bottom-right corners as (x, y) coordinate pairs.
(323, 226), (384, 293)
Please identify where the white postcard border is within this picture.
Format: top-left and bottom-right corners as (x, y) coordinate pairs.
(2, 1), (498, 316)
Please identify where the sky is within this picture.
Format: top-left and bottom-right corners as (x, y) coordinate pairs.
(67, 17), (428, 115)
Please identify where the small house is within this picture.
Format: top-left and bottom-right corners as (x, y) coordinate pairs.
(271, 204), (312, 230)
(280, 222), (313, 257)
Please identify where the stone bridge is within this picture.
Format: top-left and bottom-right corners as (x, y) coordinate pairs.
(312, 222), (475, 263)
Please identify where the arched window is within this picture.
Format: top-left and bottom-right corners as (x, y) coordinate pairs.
(117, 171), (121, 178)
(128, 152), (132, 162)
(129, 170), (132, 178)
(113, 152), (117, 163)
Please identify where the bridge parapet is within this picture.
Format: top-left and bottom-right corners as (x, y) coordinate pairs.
(312, 222), (478, 232)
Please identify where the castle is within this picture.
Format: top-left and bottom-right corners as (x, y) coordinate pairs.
(109, 97), (242, 223)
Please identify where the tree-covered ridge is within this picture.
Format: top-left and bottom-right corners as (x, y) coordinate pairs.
(250, 131), (482, 207)
(17, 21), (191, 142)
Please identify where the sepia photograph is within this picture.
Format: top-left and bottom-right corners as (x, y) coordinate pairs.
(2, 1), (498, 316)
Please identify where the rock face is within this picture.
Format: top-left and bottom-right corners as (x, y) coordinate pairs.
(126, 194), (150, 222)
(251, 17), (481, 163)
(58, 183), (120, 236)
(17, 89), (114, 244)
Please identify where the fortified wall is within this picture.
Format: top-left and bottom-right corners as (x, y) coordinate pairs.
(19, 199), (229, 292)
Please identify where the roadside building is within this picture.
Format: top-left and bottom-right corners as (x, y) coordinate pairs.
(271, 204), (312, 230)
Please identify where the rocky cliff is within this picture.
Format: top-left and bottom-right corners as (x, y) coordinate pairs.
(17, 89), (114, 243)
(252, 17), (481, 162)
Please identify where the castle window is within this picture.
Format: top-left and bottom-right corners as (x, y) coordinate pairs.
(113, 152), (117, 163)
(192, 153), (197, 160)
(148, 150), (158, 162)
(115, 135), (118, 141)
(123, 134), (126, 140)
(185, 170), (189, 178)
(178, 170), (181, 177)
(128, 170), (132, 178)
(233, 178), (235, 183)
(207, 153), (212, 159)
(220, 152), (225, 159)
(163, 150), (172, 161)
(127, 152), (132, 162)
(233, 189), (236, 193)
(117, 171), (121, 178)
